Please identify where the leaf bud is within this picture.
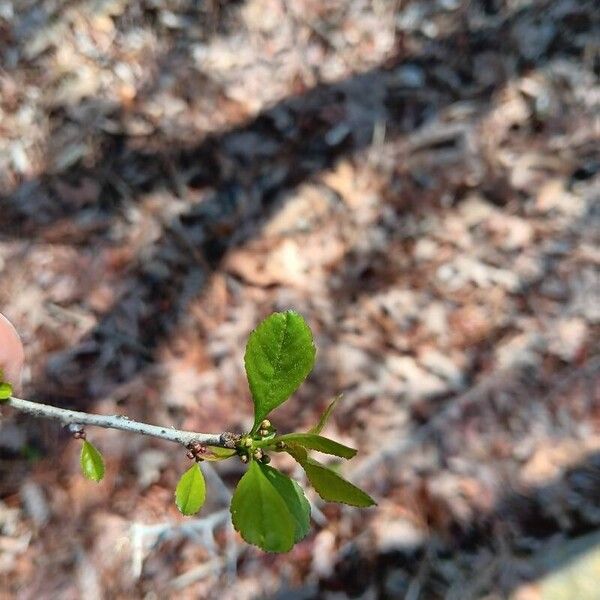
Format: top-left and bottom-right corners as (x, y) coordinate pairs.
(189, 441), (206, 454)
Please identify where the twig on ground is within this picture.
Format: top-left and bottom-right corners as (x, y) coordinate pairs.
(169, 558), (225, 590)
(131, 509), (231, 580)
(202, 462), (232, 502)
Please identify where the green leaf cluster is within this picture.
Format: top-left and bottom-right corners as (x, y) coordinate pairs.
(231, 311), (375, 551)
(75, 311), (375, 553)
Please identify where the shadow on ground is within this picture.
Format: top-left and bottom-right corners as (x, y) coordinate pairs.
(269, 451), (600, 599)
(1, 0), (590, 410)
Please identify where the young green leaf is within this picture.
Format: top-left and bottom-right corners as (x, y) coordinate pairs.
(0, 382), (12, 401)
(175, 464), (207, 515)
(244, 311), (316, 431)
(204, 446), (237, 461)
(297, 457), (375, 508)
(80, 440), (105, 482)
(308, 394), (342, 434)
(275, 433), (357, 459)
(257, 463), (311, 543)
(284, 442), (309, 463)
(230, 460), (296, 552)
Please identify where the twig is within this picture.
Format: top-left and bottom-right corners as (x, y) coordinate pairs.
(4, 396), (235, 448)
(203, 462), (232, 502)
(169, 558), (224, 590)
(131, 509), (231, 580)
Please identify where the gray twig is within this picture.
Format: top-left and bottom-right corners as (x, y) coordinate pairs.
(4, 396), (232, 448)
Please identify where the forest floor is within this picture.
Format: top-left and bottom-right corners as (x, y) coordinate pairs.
(0, 0), (599, 598)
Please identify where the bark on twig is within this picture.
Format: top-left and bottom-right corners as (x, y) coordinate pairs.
(4, 396), (233, 448)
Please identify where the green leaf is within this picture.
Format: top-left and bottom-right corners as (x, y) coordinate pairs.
(275, 433), (356, 459)
(230, 460), (296, 552)
(80, 440), (105, 482)
(297, 457), (375, 508)
(204, 446), (237, 461)
(0, 382), (12, 401)
(175, 464), (207, 515)
(257, 463), (310, 543)
(244, 311), (316, 431)
(308, 394), (342, 434)
(284, 442), (309, 463)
